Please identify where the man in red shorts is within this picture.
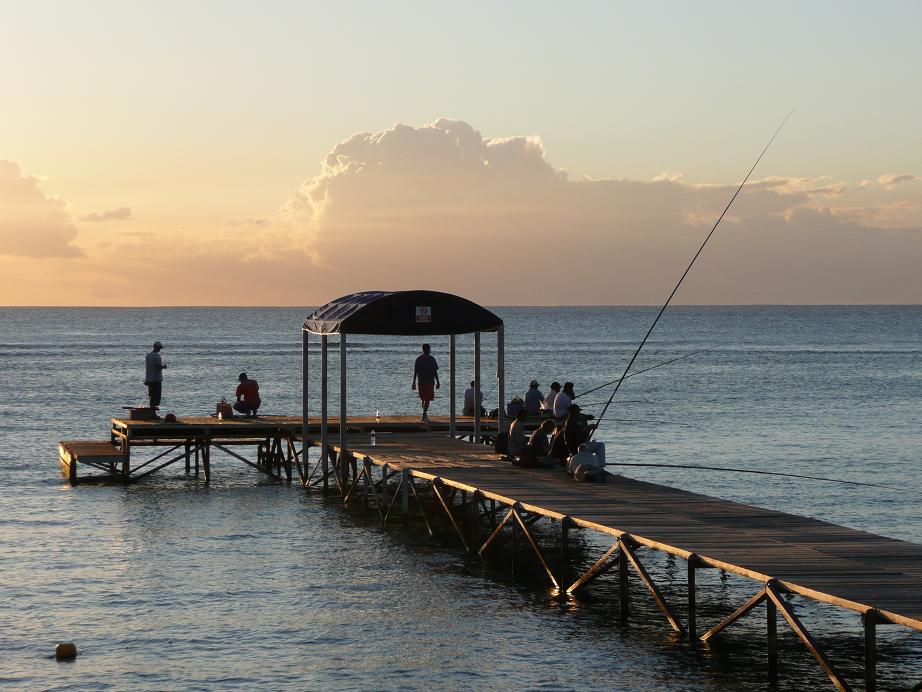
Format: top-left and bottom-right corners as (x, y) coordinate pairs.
(411, 343), (440, 421)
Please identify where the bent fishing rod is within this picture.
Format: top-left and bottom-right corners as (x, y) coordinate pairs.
(576, 347), (712, 400)
(603, 461), (890, 489)
(589, 111), (794, 441)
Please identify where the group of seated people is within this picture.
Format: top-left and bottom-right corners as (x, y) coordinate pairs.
(504, 375), (596, 469)
(508, 380), (577, 420)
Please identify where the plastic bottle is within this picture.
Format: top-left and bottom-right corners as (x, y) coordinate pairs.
(376, 409), (380, 422)
(370, 429), (377, 447)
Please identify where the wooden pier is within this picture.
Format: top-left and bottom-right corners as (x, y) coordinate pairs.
(313, 432), (922, 691)
(59, 419), (922, 687)
(59, 415), (506, 485)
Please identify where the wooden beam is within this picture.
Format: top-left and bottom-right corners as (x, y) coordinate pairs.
(700, 589), (767, 643)
(567, 540), (620, 595)
(511, 506), (559, 589)
(409, 479), (434, 537)
(383, 473), (404, 524)
(432, 481), (470, 552)
(479, 507), (515, 555)
(766, 584), (851, 692)
(620, 539), (684, 633)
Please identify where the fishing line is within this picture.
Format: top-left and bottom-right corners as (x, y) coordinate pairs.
(605, 461), (890, 489)
(577, 348), (713, 399)
(589, 111), (794, 441)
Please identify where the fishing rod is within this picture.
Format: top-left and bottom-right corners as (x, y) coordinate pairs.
(576, 347), (712, 400)
(605, 461), (890, 489)
(589, 111), (794, 441)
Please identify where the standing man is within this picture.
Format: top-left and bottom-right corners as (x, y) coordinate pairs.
(411, 343), (440, 421)
(144, 341), (166, 411)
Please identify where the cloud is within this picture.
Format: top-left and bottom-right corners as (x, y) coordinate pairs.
(277, 118), (922, 304)
(0, 159), (82, 258)
(223, 217), (270, 228)
(80, 207), (132, 222)
(878, 173), (918, 187)
(4, 119), (922, 305)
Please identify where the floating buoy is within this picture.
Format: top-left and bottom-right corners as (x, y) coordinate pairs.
(55, 642), (77, 660)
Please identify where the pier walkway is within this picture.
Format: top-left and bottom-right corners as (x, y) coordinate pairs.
(324, 432), (922, 691)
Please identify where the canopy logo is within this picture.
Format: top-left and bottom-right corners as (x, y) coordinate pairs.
(415, 306), (432, 323)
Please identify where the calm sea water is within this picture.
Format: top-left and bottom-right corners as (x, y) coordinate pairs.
(1, 306), (920, 690)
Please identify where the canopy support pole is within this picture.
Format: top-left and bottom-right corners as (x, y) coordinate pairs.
(301, 329), (309, 484)
(497, 325), (505, 435)
(339, 334), (347, 482)
(321, 335), (328, 493)
(474, 332), (481, 443)
(449, 335), (456, 438)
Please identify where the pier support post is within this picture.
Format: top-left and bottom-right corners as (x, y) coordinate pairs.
(302, 328), (308, 466)
(864, 610), (877, 692)
(202, 434), (211, 485)
(449, 335), (456, 438)
(561, 517), (571, 562)
(321, 335), (329, 494)
(496, 325), (504, 437)
(185, 441), (191, 474)
(767, 595), (778, 684)
(339, 334), (347, 486)
(401, 469), (410, 524)
(619, 542), (629, 618)
(473, 332), (481, 444)
(688, 556), (697, 640)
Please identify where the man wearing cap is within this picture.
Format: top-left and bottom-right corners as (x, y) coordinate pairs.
(144, 341), (166, 411)
(524, 379), (544, 415)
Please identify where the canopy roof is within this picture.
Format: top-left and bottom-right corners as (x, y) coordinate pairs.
(304, 290), (502, 336)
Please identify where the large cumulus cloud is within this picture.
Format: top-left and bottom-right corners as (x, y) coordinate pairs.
(0, 159), (82, 257)
(282, 119), (922, 304)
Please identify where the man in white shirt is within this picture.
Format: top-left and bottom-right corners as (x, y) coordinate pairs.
(542, 382), (560, 413)
(144, 340), (166, 411)
(553, 381), (574, 419)
(462, 380), (483, 417)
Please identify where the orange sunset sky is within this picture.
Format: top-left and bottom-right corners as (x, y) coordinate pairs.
(1, 2), (920, 306)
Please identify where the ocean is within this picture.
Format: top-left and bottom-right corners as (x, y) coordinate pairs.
(1, 306), (920, 689)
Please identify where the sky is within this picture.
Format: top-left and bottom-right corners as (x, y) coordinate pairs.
(1, 0), (920, 305)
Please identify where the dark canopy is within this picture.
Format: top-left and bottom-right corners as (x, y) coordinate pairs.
(304, 290), (502, 336)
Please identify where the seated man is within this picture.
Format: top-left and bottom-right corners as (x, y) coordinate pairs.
(524, 380), (544, 415)
(507, 408), (529, 458)
(462, 380), (484, 417)
(515, 419), (556, 468)
(233, 371), (261, 417)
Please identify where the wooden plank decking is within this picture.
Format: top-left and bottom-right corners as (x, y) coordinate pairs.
(110, 414), (507, 436)
(330, 432), (922, 633)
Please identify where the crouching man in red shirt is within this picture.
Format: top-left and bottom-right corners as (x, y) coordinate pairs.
(234, 372), (261, 418)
